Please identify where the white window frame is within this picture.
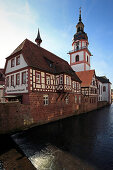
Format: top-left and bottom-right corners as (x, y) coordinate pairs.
(36, 72), (41, 84)
(22, 72), (26, 84)
(46, 76), (50, 85)
(75, 96), (77, 103)
(60, 76), (63, 84)
(66, 76), (69, 85)
(43, 95), (49, 105)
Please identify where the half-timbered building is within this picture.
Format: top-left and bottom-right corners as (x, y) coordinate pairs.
(4, 30), (82, 121)
(76, 70), (98, 104)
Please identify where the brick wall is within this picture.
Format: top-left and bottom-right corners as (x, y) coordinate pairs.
(28, 92), (80, 124)
(0, 92), (109, 134)
(0, 102), (31, 134)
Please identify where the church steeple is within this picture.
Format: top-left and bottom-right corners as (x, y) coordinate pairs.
(79, 7), (82, 22)
(35, 28), (42, 47)
(69, 8), (92, 72)
(76, 8), (84, 33)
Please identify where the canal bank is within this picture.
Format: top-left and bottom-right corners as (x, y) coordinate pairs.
(10, 104), (113, 170)
(0, 104), (112, 170)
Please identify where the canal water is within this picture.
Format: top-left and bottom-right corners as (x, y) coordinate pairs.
(12, 104), (113, 170)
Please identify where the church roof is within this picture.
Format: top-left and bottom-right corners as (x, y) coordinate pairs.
(6, 39), (81, 82)
(76, 70), (95, 87)
(74, 32), (88, 41)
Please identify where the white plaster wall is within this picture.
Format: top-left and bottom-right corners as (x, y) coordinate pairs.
(82, 41), (85, 47)
(5, 69), (28, 94)
(71, 63), (84, 72)
(86, 52), (90, 64)
(86, 64), (90, 70)
(98, 81), (103, 101)
(71, 51), (84, 63)
(102, 83), (108, 102)
(5, 54), (28, 74)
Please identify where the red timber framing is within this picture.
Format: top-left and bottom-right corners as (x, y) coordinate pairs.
(29, 68), (81, 94)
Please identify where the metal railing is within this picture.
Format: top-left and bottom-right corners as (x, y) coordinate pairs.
(68, 46), (91, 55)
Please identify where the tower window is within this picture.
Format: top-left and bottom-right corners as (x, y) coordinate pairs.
(76, 55), (79, 62)
(87, 56), (88, 62)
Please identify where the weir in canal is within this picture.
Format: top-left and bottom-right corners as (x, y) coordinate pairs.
(12, 104), (113, 170)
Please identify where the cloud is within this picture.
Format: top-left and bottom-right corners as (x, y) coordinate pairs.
(0, 0), (37, 68)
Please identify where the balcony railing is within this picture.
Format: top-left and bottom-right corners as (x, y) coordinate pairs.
(68, 46), (92, 55)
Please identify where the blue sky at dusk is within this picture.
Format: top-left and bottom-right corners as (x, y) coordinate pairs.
(0, 0), (113, 87)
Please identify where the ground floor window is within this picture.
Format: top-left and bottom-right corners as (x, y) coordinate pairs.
(79, 96), (81, 104)
(43, 94), (49, 105)
(75, 96), (77, 103)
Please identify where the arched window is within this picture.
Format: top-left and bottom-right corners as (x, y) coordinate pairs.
(87, 56), (88, 62)
(76, 55), (79, 62)
(103, 86), (106, 92)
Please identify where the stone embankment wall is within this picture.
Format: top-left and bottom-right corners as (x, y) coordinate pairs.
(0, 93), (109, 134)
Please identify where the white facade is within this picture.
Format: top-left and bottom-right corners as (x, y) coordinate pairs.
(5, 69), (28, 94)
(71, 51), (84, 63)
(102, 83), (111, 103)
(71, 63), (84, 72)
(5, 54), (28, 74)
(5, 54), (28, 94)
(70, 40), (91, 72)
(97, 80), (111, 103)
(97, 81), (103, 101)
(86, 64), (90, 70)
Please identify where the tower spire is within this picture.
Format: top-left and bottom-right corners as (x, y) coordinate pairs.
(35, 28), (42, 47)
(79, 7), (82, 22)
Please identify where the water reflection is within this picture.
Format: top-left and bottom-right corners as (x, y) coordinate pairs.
(12, 104), (113, 170)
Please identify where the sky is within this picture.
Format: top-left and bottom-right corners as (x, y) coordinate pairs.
(0, 0), (113, 87)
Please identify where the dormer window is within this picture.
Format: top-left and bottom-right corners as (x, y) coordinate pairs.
(11, 58), (15, 67)
(16, 56), (20, 65)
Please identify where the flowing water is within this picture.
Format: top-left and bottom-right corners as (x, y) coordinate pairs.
(12, 104), (113, 170)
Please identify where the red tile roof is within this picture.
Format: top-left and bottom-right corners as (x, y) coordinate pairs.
(76, 70), (95, 87)
(7, 39), (81, 82)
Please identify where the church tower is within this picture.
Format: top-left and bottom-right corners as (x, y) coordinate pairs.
(69, 8), (92, 72)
